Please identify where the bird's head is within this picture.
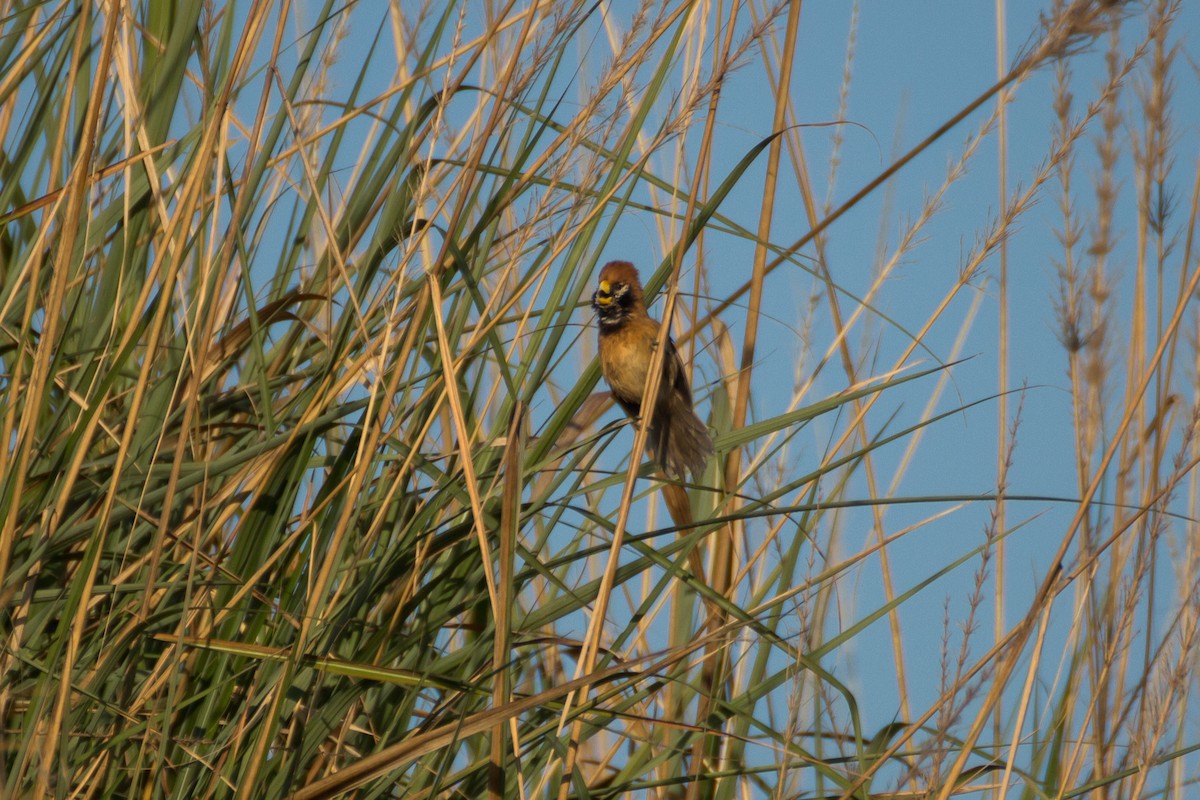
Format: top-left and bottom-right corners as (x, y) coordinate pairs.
(592, 260), (643, 328)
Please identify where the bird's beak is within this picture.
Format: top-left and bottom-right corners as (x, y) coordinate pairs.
(593, 279), (613, 306)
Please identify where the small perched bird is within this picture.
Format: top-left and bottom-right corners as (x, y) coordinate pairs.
(592, 260), (713, 480)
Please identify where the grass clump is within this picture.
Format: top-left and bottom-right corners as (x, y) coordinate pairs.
(0, 2), (1196, 798)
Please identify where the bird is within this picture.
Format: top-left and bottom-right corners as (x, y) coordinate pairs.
(592, 260), (713, 480)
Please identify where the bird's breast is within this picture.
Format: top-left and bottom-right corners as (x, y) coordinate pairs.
(598, 325), (656, 404)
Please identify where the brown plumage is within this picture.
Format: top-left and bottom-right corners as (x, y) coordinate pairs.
(592, 261), (713, 480)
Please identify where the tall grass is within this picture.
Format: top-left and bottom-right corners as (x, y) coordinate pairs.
(0, 1), (1196, 798)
